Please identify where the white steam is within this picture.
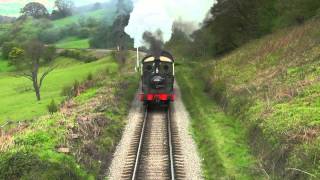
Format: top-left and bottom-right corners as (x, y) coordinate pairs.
(125, 0), (214, 47)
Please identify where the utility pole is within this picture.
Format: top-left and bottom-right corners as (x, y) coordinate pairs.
(135, 47), (140, 72)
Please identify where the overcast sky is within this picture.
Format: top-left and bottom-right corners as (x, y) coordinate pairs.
(0, 0), (110, 17)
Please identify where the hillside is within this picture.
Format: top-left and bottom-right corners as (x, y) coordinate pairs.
(52, 8), (116, 29)
(55, 37), (90, 49)
(0, 15), (15, 23)
(0, 7), (118, 49)
(176, 17), (320, 179)
(0, 51), (139, 179)
(0, 57), (109, 122)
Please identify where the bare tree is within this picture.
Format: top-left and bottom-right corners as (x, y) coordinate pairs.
(9, 40), (56, 101)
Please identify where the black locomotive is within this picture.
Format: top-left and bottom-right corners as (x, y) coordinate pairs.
(139, 51), (175, 105)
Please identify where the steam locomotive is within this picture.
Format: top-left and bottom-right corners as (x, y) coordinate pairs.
(139, 51), (175, 105)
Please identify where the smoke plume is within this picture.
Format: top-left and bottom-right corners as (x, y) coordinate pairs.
(125, 0), (215, 47)
(142, 30), (164, 56)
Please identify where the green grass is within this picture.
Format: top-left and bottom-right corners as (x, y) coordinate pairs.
(0, 55), (140, 179)
(0, 23), (11, 35)
(52, 9), (116, 28)
(0, 58), (13, 73)
(183, 18), (320, 178)
(0, 56), (115, 123)
(0, 114), (92, 180)
(177, 64), (260, 179)
(55, 37), (90, 49)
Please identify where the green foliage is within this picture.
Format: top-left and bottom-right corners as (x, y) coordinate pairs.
(60, 49), (97, 63)
(21, 2), (49, 19)
(174, 0), (320, 58)
(0, 58), (14, 73)
(0, 121), (89, 179)
(43, 45), (57, 63)
(47, 99), (58, 115)
(39, 29), (62, 43)
(8, 47), (25, 63)
(52, 9), (116, 28)
(2, 42), (18, 59)
(54, 0), (74, 18)
(274, 0), (320, 28)
(181, 18), (320, 178)
(177, 64), (260, 179)
(89, 15), (133, 49)
(0, 57), (114, 122)
(87, 73), (93, 81)
(56, 37), (89, 49)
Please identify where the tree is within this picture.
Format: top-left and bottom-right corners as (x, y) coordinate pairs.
(2, 42), (18, 59)
(21, 2), (49, 19)
(54, 0), (74, 17)
(92, 3), (102, 11)
(89, 15), (133, 49)
(9, 40), (56, 101)
(43, 45), (57, 63)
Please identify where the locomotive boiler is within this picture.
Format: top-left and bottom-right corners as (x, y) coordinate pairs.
(139, 51), (175, 105)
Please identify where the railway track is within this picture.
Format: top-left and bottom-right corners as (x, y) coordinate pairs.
(122, 105), (184, 180)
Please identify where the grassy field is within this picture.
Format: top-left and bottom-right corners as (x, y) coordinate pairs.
(177, 64), (261, 179)
(0, 57), (13, 73)
(0, 55), (140, 179)
(55, 37), (90, 49)
(0, 56), (115, 123)
(187, 18), (320, 178)
(52, 9), (116, 28)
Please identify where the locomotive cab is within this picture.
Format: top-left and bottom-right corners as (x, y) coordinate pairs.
(140, 51), (175, 105)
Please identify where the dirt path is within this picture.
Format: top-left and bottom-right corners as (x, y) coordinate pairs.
(107, 83), (203, 179)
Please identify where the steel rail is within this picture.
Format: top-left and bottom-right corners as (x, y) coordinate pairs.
(131, 105), (175, 180)
(131, 106), (148, 180)
(167, 105), (176, 180)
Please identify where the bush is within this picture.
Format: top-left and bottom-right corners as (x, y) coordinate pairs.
(39, 29), (62, 44)
(47, 99), (58, 115)
(60, 24), (80, 37)
(43, 45), (56, 63)
(0, 151), (84, 179)
(87, 73), (93, 81)
(2, 42), (18, 59)
(61, 85), (73, 98)
(78, 28), (91, 38)
(60, 49), (97, 63)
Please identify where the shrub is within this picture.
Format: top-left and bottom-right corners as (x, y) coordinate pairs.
(2, 42), (18, 59)
(87, 73), (93, 81)
(60, 24), (80, 37)
(43, 45), (56, 63)
(60, 49), (97, 63)
(0, 151), (84, 179)
(61, 85), (73, 98)
(39, 29), (62, 44)
(47, 99), (58, 115)
(73, 80), (80, 96)
(78, 28), (90, 38)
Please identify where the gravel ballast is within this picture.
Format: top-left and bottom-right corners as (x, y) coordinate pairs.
(107, 83), (203, 179)
(172, 83), (203, 179)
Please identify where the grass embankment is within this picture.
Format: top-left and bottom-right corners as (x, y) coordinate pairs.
(52, 9), (116, 28)
(177, 64), (261, 179)
(192, 18), (320, 178)
(56, 37), (90, 49)
(0, 54), (139, 179)
(0, 57), (109, 123)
